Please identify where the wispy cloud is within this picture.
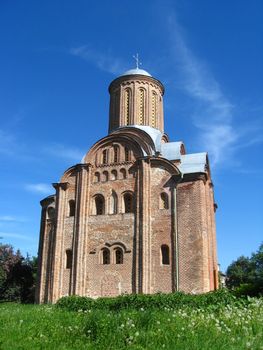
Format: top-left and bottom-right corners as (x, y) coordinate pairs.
(43, 143), (84, 162)
(0, 128), (40, 164)
(0, 216), (26, 223)
(25, 183), (53, 195)
(166, 14), (261, 167)
(0, 232), (32, 241)
(70, 45), (126, 75)
(0, 129), (16, 156)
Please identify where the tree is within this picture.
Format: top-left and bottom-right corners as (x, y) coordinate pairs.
(251, 243), (263, 294)
(0, 241), (37, 303)
(226, 243), (263, 296)
(226, 256), (253, 288)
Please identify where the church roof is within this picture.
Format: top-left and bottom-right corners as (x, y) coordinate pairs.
(120, 68), (152, 77)
(179, 153), (207, 174)
(160, 142), (207, 174)
(81, 125), (208, 175)
(126, 125), (163, 150)
(161, 142), (183, 161)
(111, 125), (208, 174)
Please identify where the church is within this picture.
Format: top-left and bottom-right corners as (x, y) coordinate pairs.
(36, 65), (218, 303)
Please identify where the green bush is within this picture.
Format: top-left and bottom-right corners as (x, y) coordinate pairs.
(233, 283), (263, 297)
(56, 295), (94, 311)
(56, 289), (243, 312)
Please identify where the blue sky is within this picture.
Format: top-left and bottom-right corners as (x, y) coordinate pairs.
(0, 0), (262, 272)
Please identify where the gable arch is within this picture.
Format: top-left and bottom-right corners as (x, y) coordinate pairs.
(150, 157), (181, 176)
(94, 240), (131, 254)
(83, 126), (163, 165)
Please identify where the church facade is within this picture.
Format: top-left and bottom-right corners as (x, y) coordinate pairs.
(36, 67), (218, 303)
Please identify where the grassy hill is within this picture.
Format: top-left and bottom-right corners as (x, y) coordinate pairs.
(0, 291), (262, 349)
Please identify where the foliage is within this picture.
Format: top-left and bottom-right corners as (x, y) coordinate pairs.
(226, 243), (263, 296)
(56, 289), (242, 312)
(0, 241), (37, 303)
(0, 296), (263, 349)
(226, 256), (253, 287)
(56, 295), (95, 311)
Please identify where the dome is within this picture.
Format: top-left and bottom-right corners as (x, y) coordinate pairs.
(120, 67), (152, 77)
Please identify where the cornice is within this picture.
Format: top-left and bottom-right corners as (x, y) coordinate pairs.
(109, 74), (165, 95)
(52, 182), (70, 191)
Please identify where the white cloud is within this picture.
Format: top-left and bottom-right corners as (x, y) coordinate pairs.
(0, 216), (26, 223)
(25, 183), (53, 195)
(165, 14), (263, 168)
(70, 45), (126, 75)
(0, 232), (32, 241)
(43, 143), (84, 162)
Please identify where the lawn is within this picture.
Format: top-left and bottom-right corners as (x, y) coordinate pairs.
(0, 294), (262, 349)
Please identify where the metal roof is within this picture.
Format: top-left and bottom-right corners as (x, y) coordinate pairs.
(120, 68), (152, 77)
(161, 142), (183, 161)
(81, 125), (208, 175)
(179, 153), (207, 174)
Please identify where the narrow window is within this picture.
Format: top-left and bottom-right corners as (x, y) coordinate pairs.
(120, 168), (126, 179)
(102, 149), (108, 164)
(109, 191), (118, 214)
(124, 89), (131, 125)
(125, 147), (130, 161)
(113, 146), (119, 163)
(151, 91), (158, 127)
(115, 249), (123, 264)
(102, 248), (110, 264)
(161, 245), (170, 265)
(111, 170), (117, 181)
(139, 88), (145, 125)
(69, 200), (75, 216)
(95, 195), (105, 215)
(112, 89), (120, 129)
(94, 172), (100, 183)
(47, 207), (55, 220)
(124, 192), (133, 213)
(160, 193), (169, 210)
(102, 171), (109, 182)
(66, 249), (72, 269)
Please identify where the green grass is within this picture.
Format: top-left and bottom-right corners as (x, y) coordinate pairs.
(0, 296), (263, 350)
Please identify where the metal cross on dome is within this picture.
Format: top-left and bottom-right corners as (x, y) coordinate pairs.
(133, 53), (142, 69)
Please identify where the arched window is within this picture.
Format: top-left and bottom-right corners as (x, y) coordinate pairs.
(69, 200), (75, 216)
(160, 193), (169, 209)
(151, 91), (158, 127)
(115, 248), (123, 264)
(94, 172), (100, 183)
(102, 171), (109, 182)
(47, 207), (55, 220)
(125, 147), (130, 161)
(120, 168), (126, 179)
(109, 191), (118, 214)
(102, 149), (108, 164)
(161, 245), (170, 265)
(113, 146), (119, 163)
(124, 88), (131, 125)
(138, 88), (145, 125)
(111, 170), (117, 180)
(123, 192), (133, 213)
(66, 249), (72, 269)
(102, 248), (110, 264)
(95, 195), (105, 215)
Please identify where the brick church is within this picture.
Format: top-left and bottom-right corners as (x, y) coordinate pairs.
(36, 65), (218, 303)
